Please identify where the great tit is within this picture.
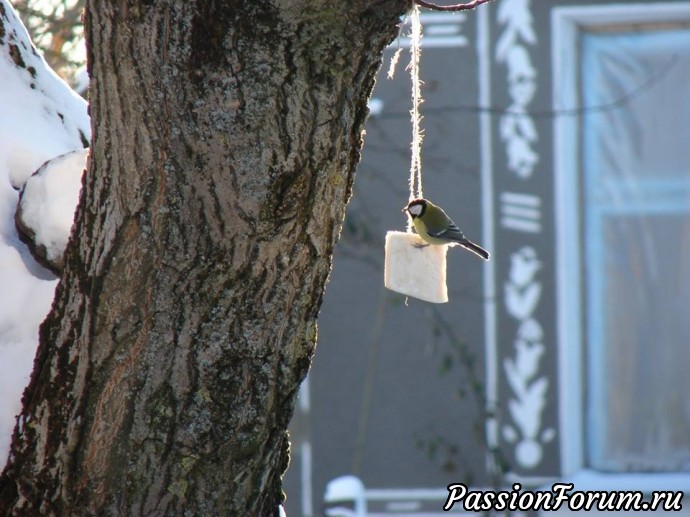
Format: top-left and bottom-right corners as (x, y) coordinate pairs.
(404, 198), (490, 261)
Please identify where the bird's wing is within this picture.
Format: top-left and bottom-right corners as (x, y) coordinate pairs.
(429, 221), (490, 259)
(428, 222), (466, 241)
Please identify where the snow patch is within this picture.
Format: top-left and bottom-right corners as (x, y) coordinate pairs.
(16, 149), (87, 271)
(0, 0), (91, 467)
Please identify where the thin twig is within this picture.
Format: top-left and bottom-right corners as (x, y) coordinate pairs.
(414, 0), (494, 12)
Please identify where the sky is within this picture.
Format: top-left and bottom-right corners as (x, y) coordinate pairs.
(0, 0), (89, 466)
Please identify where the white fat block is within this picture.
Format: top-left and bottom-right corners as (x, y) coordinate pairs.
(384, 231), (448, 303)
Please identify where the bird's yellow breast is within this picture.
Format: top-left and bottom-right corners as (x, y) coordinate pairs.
(412, 217), (447, 246)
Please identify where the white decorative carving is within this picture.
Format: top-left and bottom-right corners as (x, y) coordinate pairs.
(496, 0), (539, 179)
(504, 247), (542, 319)
(501, 247), (555, 469)
(495, 0), (554, 472)
(397, 13), (469, 49)
(500, 192), (542, 233)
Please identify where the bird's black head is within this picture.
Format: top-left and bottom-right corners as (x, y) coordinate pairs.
(405, 198), (427, 219)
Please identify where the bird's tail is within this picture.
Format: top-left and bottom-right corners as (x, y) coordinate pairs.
(460, 239), (490, 261)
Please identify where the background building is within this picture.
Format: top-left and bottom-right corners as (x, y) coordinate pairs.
(285, 1), (690, 515)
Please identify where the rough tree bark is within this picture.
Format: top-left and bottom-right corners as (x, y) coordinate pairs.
(0, 1), (409, 514)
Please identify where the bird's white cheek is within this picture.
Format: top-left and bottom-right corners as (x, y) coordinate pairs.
(408, 205), (423, 217)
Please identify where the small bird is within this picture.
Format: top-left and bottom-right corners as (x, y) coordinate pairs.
(404, 198), (490, 261)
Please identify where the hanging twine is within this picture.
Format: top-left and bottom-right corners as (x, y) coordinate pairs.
(407, 5), (424, 231)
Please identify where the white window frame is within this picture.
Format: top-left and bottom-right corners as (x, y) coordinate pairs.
(552, 2), (690, 492)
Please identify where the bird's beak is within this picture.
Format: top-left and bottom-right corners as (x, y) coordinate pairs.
(401, 206), (407, 213)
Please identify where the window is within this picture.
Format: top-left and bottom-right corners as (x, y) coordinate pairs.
(582, 27), (690, 473)
(554, 3), (690, 488)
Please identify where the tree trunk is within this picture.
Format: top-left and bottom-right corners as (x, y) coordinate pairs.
(0, 1), (408, 514)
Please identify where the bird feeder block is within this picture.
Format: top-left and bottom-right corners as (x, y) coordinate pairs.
(384, 231), (448, 303)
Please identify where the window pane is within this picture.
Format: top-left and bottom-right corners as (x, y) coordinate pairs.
(583, 30), (690, 184)
(591, 213), (690, 471)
